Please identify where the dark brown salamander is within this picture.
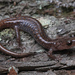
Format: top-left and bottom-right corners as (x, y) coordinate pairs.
(0, 16), (75, 59)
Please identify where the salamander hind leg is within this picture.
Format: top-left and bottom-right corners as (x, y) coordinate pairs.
(14, 26), (21, 47)
(14, 26), (26, 51)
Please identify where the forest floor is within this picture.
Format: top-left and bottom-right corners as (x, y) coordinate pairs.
(0, 0), (75, 75)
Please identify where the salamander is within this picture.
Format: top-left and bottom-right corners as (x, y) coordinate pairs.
(0, 16), (75, 59)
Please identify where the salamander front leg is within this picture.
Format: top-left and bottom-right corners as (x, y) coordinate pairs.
(47, 48), (61, 60)
(47, 48), (56, 60)
(14, 26), (21, 46)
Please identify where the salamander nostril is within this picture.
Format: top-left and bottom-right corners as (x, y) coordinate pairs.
(67, 40), (72, 46)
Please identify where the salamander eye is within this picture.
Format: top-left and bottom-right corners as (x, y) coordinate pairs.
(70, 33), (75, 37)
(67, 40), (72, 46)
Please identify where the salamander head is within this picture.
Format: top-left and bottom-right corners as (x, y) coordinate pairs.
(56, 37), (75, 50)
